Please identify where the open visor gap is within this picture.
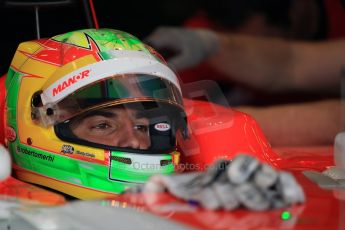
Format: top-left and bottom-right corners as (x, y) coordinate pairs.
(33, 74), (184, 127)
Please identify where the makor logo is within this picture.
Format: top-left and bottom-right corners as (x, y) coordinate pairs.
(154, 123), (171, 131)
(52, 69), (91, 96)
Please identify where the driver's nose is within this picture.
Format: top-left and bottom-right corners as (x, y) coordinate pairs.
(117, 130), (141, 149)
(113, 120), (141, 149)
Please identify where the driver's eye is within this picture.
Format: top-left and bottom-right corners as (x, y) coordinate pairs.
(134, 125), (148, 133)
(93, 123), (111, 129)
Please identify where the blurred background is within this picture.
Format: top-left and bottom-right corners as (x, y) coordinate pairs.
(0, 0), (199, 75)
(2, 0), (342, 75)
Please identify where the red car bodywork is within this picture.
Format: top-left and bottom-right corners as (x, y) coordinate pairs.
(0, 73), (342, 229)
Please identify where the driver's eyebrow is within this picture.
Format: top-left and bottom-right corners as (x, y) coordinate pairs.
(82, 110), (118, 119)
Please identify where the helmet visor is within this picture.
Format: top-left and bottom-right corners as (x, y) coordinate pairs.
(33, 73), (184, 126)
(33, 74), (186, 152)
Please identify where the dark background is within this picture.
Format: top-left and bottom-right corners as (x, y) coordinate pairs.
(0, 0), (199, 75)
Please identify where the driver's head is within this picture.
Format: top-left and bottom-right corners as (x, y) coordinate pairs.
(6, 28), (187, 198)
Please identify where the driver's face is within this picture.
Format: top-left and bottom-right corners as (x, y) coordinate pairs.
(70, 107), (150, 150)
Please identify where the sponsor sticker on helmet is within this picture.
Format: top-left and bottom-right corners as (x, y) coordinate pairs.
(154, 123), (170, 131)
(52, 69), (91, 97)
(75, 150), (95, 158)
(6, 126), (16, 142)
(61, 145), (74, 154)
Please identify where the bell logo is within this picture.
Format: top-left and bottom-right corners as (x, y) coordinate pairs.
(52, 69), (91, 96)
(154, 123), (171, 131)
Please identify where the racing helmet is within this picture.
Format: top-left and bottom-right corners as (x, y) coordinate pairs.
(5, 28), (187, 199)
